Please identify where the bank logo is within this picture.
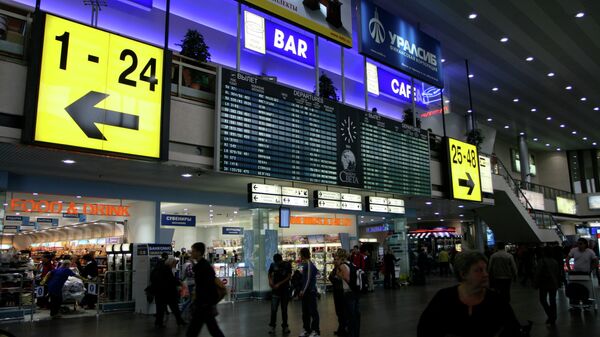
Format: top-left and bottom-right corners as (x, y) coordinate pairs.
(369, 8), (385, 44)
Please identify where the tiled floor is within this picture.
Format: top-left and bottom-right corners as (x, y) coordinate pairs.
(1, 277), (598, 336)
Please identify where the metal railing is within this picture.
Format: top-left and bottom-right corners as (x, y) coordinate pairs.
(492, 155), (566, 241)
(170, 54), (217, 107)
(513, 179), (575, 200)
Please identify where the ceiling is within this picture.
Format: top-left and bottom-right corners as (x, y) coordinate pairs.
(379, 0), (600, 151)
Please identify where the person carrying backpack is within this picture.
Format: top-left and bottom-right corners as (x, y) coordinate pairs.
(337, 249), (361, 337)
(268, 253), (292, 335)
(186, 242), (225, 337)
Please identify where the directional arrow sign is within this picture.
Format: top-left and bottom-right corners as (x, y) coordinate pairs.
(458, 172), (475, 195)
(446, 138), (482, 202)
(65, 91), (140, 140)
(31, 14), (164, 158)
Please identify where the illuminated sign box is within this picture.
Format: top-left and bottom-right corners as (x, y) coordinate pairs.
(556, 197), (576, 215)
(446, 138), (482, 202)
(589, 195), (600, 210)
(24, 13), (169, 159)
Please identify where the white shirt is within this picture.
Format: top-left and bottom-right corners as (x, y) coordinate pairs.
(568, 248), (597, 273)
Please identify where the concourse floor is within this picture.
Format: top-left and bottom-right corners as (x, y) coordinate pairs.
(2, 277), (598, 337)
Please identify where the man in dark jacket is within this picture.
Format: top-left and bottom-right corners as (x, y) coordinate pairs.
(186, 242), (225, 337)
(151, 257), (185, 327)
(79, 254), (98, 309)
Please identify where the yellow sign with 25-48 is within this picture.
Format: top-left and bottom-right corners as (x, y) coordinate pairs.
(447, 138), (482, 202)
(34, 14), (164, 158)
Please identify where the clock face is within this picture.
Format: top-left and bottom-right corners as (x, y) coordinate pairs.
(340, 116), (357, 143)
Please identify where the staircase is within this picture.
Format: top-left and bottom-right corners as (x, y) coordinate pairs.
(475, 156), (562, 243)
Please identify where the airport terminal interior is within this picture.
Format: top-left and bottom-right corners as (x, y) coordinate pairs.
(0, 0), (599, 336)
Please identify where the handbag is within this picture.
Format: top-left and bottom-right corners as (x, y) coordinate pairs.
(214, 278), (227, 303)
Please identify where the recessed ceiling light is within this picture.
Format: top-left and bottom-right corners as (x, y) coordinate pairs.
(468, 74), (474, 78)
(556, 148), (561, 151)
(500, 37), (509, 43)
(547, 72), (555, 77)
(468, 13), (477, 19)
(545, 143), (551, 147)
(530, 108), (537, 112)
(565, 85), (572, 90)
(593, 142), (597, 146)
(513, 98), (519, 102)
(434, 212), (440, 215)
(487, 118), (493, 122)
(15, 212), (20, 215)
(425, 201), (432, 205)
(417, 217), (422, 221)
(2, 203), (7, 206)
(525, 56), (534, 62)
(533, 138), (539, 141)
(62, 159), (76, 164)
(467, 109), (473, 113)
(575, 12), (585, 18)
(580, 97), (587, 101)
(546, 116), (552, 121)
(234, 211), (238, 214)
(183, 208), (188, 211)
(459, 214), (464, 217)
(440, 219), (445, 222)
(361, 216), (364, 218)
(560, 124), (566, 128)
(504, 125), (510, 129)
(33, 192), (38, 196)
(583, 137), (588, 141)
(181, 173), (193, 178)
(458, 205), (465, 208)
(209, 205), (213, 207)
(492, 87), (499, 91)
(594, 107), (599, 111)
(441, 58), (446, 63)
(572, 131), (577, 135)
(76, 195), (82, 198)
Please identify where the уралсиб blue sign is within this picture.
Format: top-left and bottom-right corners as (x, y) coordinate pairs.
(359, 0), (444, 88)
(161, 214), (196, 227)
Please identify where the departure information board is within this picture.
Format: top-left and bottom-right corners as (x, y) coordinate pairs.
(217, 68), (431, 196)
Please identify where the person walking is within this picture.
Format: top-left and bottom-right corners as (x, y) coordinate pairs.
(438, 249), (450, 277)
(36, 254), (54, 309)
(186, 242), (226, 337)
(268, 253), (292, 335)
(567, 238), (598, 274)
(534, 246), (562, 325)
(180, 255), (196, 315)
(488, 242), (518, 302)
(338, 249), (360, 337)
(299, 247), (320, 337)
(151, 257), (185, 327)
(383, 249), (398, 289)
(329, 250), (347, 336)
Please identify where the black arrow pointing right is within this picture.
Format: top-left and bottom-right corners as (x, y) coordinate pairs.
(458, 172), (475, 195)
(65, 91), (140, 140)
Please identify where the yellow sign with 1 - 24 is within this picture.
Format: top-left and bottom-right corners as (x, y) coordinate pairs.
(34, 14), (164, 158)
(446, 138), (482, 202)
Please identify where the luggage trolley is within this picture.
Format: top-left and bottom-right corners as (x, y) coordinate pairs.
(566, 271), (597, 312)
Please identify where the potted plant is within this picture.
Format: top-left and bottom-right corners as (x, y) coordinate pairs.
(466, 129), (485, 150)
(176, 29), (212, 90)
(316, 73), (339, 101)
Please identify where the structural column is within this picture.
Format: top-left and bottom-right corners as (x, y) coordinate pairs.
(250, 208), (273, 297)
(472, 215), (486, 253)
(518, 134), (531, 183)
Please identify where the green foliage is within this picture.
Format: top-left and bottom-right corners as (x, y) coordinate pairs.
(177, 29), (211, 64)
(466, 129), (485, 149)
(317, 73), (339, 101)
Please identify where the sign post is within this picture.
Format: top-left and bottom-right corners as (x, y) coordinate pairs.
(446, 138), (482, 202)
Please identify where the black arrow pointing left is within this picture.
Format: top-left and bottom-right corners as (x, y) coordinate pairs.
(65, 91), (140, 140)
(458, 172), (475, 195)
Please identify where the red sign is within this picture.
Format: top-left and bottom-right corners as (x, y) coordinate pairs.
(9, 199), (130, 217)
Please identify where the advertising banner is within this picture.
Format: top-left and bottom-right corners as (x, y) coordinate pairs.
(556, 197), (576, 215)
(222, 227), (244, 235)
(244, 0), (353, 47)
(359, 0), (443, 87)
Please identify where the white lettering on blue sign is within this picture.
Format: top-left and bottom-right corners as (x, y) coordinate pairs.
(273, 28), (308, 59)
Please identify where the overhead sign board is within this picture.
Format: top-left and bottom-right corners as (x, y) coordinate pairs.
(446, 138), (482, 202)
(367, 65), (441, 108)
(388, 206), (405, 214)
(388, 198), (404, 207)
(315, 199), (342, 210)
(341, 193), (362, 203)
(222, 227), (244, 235)
(243, 0), (353, 47)
(341, 201), (362, 211)
(249, 183), (281, 195)
(161, 214), (196, 227)
(520, 190), (544, 210)
(478, 155), (494, 194)
(368, 204), (389, 213)
(556, 197), (576, 215)
(27, 13), (168, 159)
(358, 0), (443, 87)
(589, 195), (600, 210)
(315, 191), (341, 201)
(282, 196), (309, 207)
(282, 187), (309, 197)
(368, 196), (388, 205)
(250, 193), (282, 205)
